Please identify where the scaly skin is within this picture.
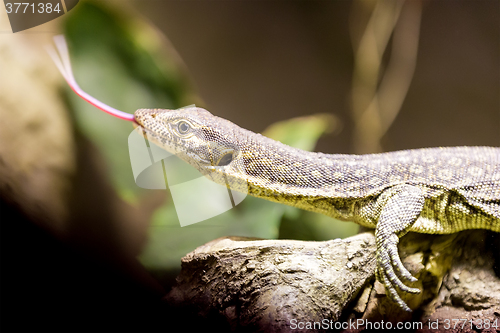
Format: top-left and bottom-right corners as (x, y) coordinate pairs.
(134, 107), (500, 311)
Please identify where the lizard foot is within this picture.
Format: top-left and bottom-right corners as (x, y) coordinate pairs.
(376, 235), (420, 312)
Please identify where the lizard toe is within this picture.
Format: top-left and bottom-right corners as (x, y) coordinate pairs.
(387, 245), (417, 282)
(380, 269), (412, 312)
(376, 246), (420, 310)
(383, 260), (419, 294)
(393, 279), (420, 294)
(380, 252), (420, 294)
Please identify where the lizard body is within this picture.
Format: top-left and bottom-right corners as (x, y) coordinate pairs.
(134, 107), (500, 311)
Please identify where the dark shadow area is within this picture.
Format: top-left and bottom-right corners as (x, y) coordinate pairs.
(0, 199), (169, 333)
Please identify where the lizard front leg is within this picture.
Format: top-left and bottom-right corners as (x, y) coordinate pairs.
(374, 184), (425, 311)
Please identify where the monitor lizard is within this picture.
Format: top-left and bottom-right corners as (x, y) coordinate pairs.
(46, 35), (499, 312)
(134, 106), (500, 312)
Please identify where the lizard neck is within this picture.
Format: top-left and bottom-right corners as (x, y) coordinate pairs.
(225, 132), (375, 200)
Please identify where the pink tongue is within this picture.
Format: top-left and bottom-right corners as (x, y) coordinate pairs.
(46, 35), (136, 123)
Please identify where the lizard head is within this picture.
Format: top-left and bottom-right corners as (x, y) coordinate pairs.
(134, 107), (329, 194)
(134, 107), (244, 176)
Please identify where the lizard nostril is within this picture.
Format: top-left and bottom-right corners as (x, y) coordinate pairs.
(151, 114), (156, 118)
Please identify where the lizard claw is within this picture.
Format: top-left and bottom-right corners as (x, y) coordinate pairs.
(387, 242), (418, 283)
(376, 237), (420, 311)
(378, 267), (413, 312)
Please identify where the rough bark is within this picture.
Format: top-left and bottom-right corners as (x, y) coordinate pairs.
(166, 231), (500, 332)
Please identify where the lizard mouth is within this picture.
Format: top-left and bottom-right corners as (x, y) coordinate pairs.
(133, 111), (153, 129)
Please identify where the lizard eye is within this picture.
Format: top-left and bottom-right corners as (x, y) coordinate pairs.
(178, 121), (191, 134)
(217, 153), (233, 166)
